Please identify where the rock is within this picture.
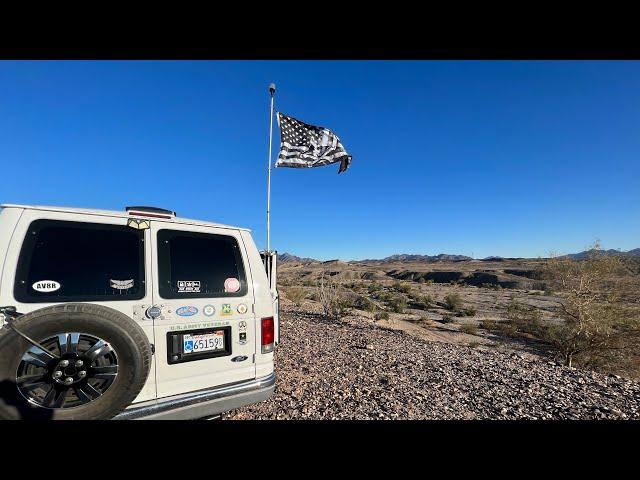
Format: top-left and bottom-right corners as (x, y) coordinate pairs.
(226, 304), (640, 420)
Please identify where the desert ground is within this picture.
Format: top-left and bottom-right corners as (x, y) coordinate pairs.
(227, 257), (640, 420)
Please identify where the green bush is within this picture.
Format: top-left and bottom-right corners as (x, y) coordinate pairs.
(441, 313), (455, 324)
(422, 294), (435, 309)
(444, 293), (463, 311)
(479, 319), (500, 331)
(459, 324), (478, 335)
(388, 296), (407, 313)
(286, 287), (306, 306)
(354, 295), (376, 312)
(393, 281), (412, 294)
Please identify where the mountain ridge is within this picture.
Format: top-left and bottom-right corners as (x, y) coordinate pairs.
(277, 248), (640, 264)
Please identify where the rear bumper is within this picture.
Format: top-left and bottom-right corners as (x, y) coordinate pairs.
(114, 371), (276, 420)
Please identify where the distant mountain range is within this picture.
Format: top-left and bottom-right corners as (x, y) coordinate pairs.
(373, 253), (473, 263)
(565, 248), (640, 260)
(277, 248), (640, 264)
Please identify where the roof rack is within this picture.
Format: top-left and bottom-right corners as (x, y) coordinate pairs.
(125, 206), (176, 219)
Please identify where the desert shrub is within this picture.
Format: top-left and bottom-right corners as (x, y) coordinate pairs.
(459, 324), (478, 335)
(374, 311), (390, 321)
(354, 295), (376, 312)
(286, 287), (306, 306)
(505, 300), (543, 336)
(378, 291), (392, 302)
(388, 296), (407, 313)
(541, 247), (640, 370)
(444, 293), (463, 312)
(393, 281), (412, 294)
(422, 294), (435, 309)
(456, 307), (477, 317)
(317, 272), (351, 321)
(441, 313), (455, 324)
(479, 319), (500, 331)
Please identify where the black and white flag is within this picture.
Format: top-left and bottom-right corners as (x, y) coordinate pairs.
(275, 112), (352, 174)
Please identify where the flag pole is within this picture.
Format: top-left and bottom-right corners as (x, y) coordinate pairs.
(267, 82), (276, 255)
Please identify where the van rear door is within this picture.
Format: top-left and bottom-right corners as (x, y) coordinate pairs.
(149, 222), (257, 398)
(260, 251), (279, 344)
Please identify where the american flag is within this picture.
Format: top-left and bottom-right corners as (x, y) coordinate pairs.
(275, 112), (352, 174)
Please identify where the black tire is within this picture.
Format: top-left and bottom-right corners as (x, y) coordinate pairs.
(0, 303), (152, 420)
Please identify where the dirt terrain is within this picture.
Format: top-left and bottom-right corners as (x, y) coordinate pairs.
(228, 301), (640, 420)
(227, 258), (640, 419)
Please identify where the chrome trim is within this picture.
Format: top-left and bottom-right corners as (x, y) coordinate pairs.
(114, 371), (276, 420)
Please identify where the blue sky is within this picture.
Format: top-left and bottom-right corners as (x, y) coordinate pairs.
(0, 61), (638, 260)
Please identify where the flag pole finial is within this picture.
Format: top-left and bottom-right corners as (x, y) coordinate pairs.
(269, 83), (276, 95)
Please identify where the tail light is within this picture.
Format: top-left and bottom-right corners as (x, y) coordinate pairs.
(261, 317), (274, 353)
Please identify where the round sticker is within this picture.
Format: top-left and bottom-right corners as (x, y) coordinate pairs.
(203, 305), (216, 316)
(224, 277), (241, 293)
(237, 303), (248, 314)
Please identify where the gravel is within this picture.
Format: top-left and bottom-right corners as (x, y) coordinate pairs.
(226, 305), (640, 420)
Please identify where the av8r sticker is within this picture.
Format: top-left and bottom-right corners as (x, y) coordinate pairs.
(32, 280), (61, 292)
(178, 281), (201, 293)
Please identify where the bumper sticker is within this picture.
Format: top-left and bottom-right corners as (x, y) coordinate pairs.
(176, 306), (198, 317)
(221, 303), (232, 316)
(178, 280), (201, 293)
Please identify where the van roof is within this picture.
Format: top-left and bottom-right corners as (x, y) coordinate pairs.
(0, 204), (250, 232)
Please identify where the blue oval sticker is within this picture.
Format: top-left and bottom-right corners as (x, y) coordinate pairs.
(176, 306), (198, 317)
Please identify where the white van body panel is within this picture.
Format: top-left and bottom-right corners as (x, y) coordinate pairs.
(240, 231), (275, 378)
(0, 204), (275, 415)
(0, 207), (157, 403)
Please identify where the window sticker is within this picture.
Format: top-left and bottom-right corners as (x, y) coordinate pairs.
(178, 281), (201, 293)
(110, 279), (134, 290)
(224, 277), (240, 293)
(32, 280), (61, 293)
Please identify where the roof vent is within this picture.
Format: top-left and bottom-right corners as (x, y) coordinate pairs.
(125, 206), (176, 219)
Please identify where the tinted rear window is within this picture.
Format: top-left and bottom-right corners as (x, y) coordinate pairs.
(14, 220), (145, 303)
(157, 229), (247, 299)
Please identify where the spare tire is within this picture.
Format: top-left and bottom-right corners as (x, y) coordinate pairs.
(0, 303), (152, 420)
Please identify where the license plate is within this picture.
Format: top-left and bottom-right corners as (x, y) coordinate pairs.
(183, 331), (225, 354)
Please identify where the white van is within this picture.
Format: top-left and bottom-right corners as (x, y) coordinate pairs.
(0, 204), (278, 420)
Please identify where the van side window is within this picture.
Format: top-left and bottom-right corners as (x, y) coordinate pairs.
(14, 220), (145, 303)
(157, 229), (247, 299)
